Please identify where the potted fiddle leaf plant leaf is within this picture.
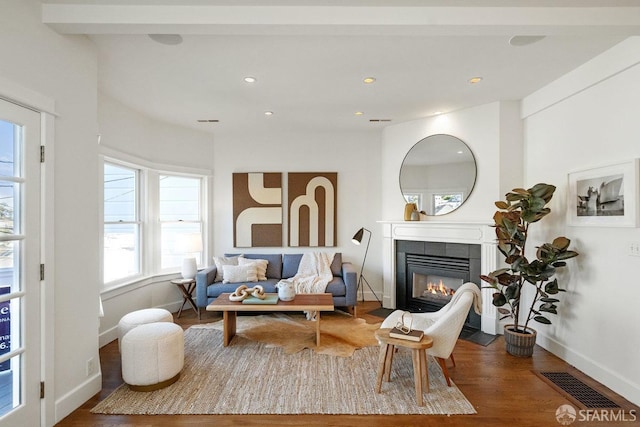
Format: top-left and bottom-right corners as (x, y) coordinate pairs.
(481, 183), (579, 357)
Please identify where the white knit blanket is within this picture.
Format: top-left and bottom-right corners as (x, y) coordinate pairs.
(292, 252), (335, 295)
(449, 283), (483, 315)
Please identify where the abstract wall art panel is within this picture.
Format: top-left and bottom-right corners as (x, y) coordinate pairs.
(233, 172), (283, 247)
(288, 172), (337, 247)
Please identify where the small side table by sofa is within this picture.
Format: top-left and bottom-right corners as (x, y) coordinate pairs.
(171, 278), (198, 318)
(374, 328), (434, 406)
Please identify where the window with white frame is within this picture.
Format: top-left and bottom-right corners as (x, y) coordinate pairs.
(102, 156), (207, 287)
(103, 162), (140, 283)
(159, 175), (202, 270)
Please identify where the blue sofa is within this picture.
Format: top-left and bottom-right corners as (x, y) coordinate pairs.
(195, 253), (358, 316)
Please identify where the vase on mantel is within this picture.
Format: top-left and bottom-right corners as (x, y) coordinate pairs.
(404, 203), (417, 221)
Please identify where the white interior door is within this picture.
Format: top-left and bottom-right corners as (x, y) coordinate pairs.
(0, 99), (41, 426)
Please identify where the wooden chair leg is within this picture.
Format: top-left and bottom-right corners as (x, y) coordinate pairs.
(436, 357), (452, 387)
(449, 352), (456, 367)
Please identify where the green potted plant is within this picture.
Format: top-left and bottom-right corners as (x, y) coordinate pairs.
(481, 183), (579, 357)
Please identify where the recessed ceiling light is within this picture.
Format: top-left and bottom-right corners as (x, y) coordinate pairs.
(354, 111), (364, 116)
(148, 34), (183, 45)
(468, 77), (483, 84)
(509, 35), (546, 47)
(196, 119), (219, 123)
(457, 150), (464, 154)
(264, 111), (274, 116)
(244, 76), (257, 83)
(363, 77), (376, 84)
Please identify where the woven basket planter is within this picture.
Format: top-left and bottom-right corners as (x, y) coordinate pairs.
(504, 325), (537, 357)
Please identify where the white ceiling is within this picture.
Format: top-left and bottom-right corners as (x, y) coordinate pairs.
(42, 1), (640, 135)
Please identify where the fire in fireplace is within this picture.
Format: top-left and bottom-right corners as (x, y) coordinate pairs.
(413, 273), (460, 302)
(396, 240), (481, 330)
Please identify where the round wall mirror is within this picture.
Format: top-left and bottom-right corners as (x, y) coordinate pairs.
(399, 134), (477, 216)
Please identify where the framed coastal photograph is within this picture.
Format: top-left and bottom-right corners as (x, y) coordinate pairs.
(567, 159), (639, 227)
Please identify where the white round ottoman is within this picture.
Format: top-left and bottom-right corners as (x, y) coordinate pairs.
(117, 308), (173, 351)
(121, 322), (184, 391)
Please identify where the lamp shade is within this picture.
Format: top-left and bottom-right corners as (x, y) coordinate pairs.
(176, 233), (203, 279)
(176, 232), (203, 254)
(352, 228), (365, 245)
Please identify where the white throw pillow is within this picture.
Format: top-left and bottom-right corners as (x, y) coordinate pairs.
(213, 255), (240, 282)
(238, 257), (269, 281)
(222, 264), (258, 283)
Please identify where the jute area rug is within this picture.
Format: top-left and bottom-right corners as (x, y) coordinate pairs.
(92, 313), (476, 415)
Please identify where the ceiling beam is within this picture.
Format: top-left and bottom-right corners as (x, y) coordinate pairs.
(42, 4), (640, 36)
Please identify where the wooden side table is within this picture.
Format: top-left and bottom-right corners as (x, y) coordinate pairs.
(171, 278), (198, 318)
(374, 328), (434, 406)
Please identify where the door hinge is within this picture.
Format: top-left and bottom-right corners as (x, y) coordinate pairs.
(40, 381), (45, 399)
(40, 146), (45, 163)
(40, 264), (45, 281)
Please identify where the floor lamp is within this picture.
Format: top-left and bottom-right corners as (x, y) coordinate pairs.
(352, 227), (382, 305)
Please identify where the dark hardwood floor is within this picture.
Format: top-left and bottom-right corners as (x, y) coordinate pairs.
(56, 302), (638, 426)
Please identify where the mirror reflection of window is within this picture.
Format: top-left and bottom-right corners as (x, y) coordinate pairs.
(399, 134), (476, 216)
(433, 192), (464, 215)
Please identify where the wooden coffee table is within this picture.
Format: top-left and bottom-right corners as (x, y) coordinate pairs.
(206, 293), (334, 347)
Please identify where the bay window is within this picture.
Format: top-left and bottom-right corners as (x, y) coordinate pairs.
(102, 158), (206, 287)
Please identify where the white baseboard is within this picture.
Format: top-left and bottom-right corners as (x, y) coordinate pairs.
(54, 372), (101, 424)
(536, 331), (640, 406)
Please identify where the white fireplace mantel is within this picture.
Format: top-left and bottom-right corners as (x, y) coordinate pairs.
(378, 220), (499, 335)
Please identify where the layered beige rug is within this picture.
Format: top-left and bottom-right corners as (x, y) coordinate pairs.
(92, 313), (476, 415)
(193, 311), (382, 357)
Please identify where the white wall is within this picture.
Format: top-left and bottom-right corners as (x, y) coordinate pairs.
(0, 0), (99, 423)
(522, 37), (640, 405)
(381, 101), (523, 223)
(98, 94), (214, 170)
(97, 94), (215, 346)
(211, 129), (383, 299)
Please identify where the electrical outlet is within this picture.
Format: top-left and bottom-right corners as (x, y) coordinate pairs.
(629, 242), (640, 257)
(86, 358), (96, 376)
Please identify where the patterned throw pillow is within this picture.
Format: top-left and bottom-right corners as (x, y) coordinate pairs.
(238, 257), (269, 281)
(222, 264), (258, 283)
(213, 255), (240, 282)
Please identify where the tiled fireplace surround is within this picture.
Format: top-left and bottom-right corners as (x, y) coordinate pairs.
(380, 221), (499, 335)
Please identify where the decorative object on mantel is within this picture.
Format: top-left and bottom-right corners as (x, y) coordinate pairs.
(352, 227), (382, 305)
(404, 202), (417, 221)
(229, 285), (266, 301)
(481, 183), (579, 357)
(410, 209), (420, 221)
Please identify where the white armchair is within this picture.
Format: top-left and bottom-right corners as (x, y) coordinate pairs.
(380, 282), (482, 386)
